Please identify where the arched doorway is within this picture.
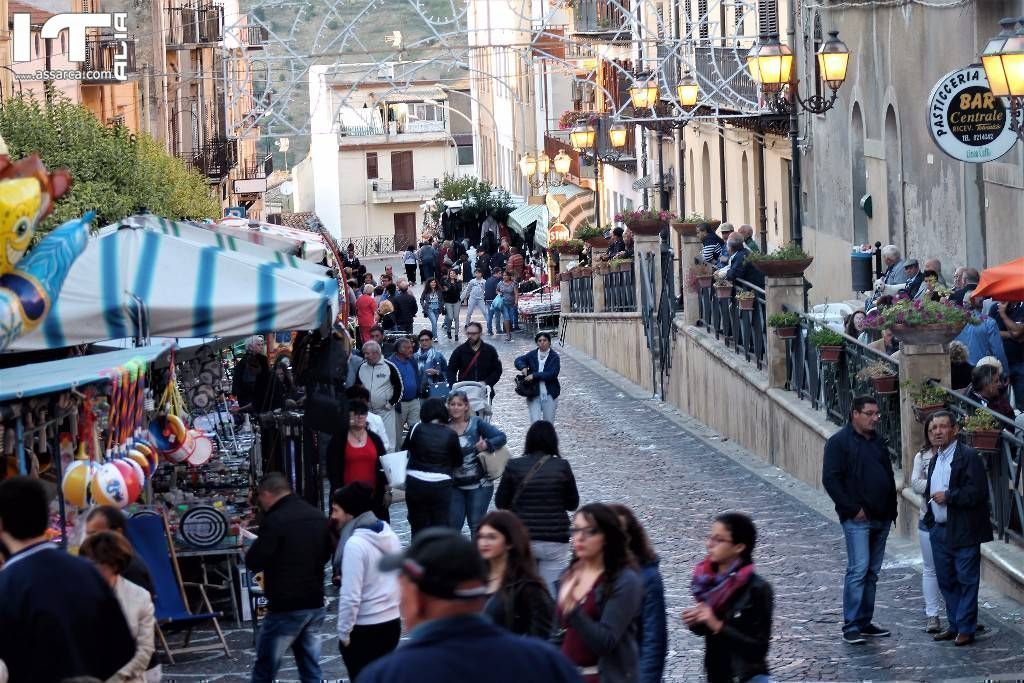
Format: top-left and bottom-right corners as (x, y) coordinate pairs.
(884, 106), (905, 251)
(850, 103), (868, 245)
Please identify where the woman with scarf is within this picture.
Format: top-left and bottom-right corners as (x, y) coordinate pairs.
(683, 513), (773, 683)
(331, 482), (401, 680)
(477, 511), (554, 638)
(697, 222), (725, 266)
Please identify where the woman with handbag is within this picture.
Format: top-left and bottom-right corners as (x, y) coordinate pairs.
(514, 332), (561, 424)
(556, 503), (643, 683)
(495, 420), (579, 596)
(326, 402), (391, 522)
(446, 390), (507, 534)
(478, 511), (555, 639)
(404, 398), (464, 536)
(419, 278), (444, 339)
(414, 330), (449, 399)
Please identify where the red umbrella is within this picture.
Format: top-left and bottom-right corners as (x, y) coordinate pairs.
(971, 257), (1024, 302)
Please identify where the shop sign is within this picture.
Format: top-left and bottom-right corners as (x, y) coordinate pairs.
(927, 66), (1018, 163)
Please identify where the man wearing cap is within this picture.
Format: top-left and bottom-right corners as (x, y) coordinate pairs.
(716, 224), (735, 269)
(359, 528), (582, 683)
(246, 473), (333, 683)
(901, 259), (925, 299)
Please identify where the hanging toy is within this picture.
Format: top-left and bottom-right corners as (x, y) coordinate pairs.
(150, 354), (189, 456)
(185, 430), (214, 466)
(90, 461), (132, 507)
(61, 459), (95, 508)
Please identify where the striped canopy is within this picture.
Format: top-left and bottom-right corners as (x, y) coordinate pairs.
(216, 217), (327, 263)
(13, 220), (338, 350)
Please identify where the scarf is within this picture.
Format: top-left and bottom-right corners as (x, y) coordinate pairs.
(690, 557), (756, 616)
(333, 510), (381, 577)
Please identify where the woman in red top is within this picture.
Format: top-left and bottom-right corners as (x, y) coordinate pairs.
(327, 402), (390, 522)
(356, 284), (378, 345)
(556, 503), (643, 683)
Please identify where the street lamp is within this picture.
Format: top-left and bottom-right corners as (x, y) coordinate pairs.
(980, 17), (1024, 143)
(569, 122), (597, 149)
(628, 79), (660, 109)
(676, 71), (700, 110)
(745, 29), (851, 248)
(569, 118), (634, 234)
(608, 122), (629, 148)
(520, 149), (567, 191)
(518, 153), (536, 178)
(552, 150), (572, 175)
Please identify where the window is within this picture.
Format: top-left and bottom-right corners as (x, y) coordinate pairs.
(457, 144), (474, 166)
(698, 0), (708, 41)
(366, 152), (378, 179)
(758, 0), (779, 36)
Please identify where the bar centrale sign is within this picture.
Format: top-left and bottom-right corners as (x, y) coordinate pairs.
(927, 66), (1017, 163)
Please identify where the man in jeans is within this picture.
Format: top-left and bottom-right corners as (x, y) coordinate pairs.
(822, 395), (898, 645)
(247, 473), (333, 682)
(390, 337), (422, 440)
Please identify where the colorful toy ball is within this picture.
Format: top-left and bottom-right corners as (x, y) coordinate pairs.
(126, 449), (150, 477)
(90, 462), (133, 508)
(149, 414), (187, 455)
(133, 440), (158, 475)
(119, 458), (145, 502)
(61, 460), (94, 508)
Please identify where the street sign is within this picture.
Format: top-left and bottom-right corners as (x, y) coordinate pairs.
(927, 66), (1018, 163)
(224, 206), (246, 218)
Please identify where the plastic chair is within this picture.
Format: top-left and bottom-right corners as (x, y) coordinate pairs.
(125, 513), (231, 663)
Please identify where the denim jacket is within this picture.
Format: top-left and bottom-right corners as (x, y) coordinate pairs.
(414, 348), (448, 395)
(452, 416), (507, 488)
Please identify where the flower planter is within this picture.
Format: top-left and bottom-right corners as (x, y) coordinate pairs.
(696, 275), (714, 288)
(773, 326), (798, 339)
(594, 263), (611, 275)
(737, 297), (755, 311)
(557, 248), (581, 258)
(579, 267), (593, 277)
(817, 344), (843, 362)
(912, 402), (946, 424)
(558, 272), (572, 283)
(870, 375), (899, 395)
(713, 285), (733, 299)
(611, 261), (633, 273)
(891, 323), (965, 346)
(585, 236), (611, 249)
(626, 218), (666, 236)
(963, 428), (1002, 452)
(671, 221), (699, 237)
(751, 258), (813, 278)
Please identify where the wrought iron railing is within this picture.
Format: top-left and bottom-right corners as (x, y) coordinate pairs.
(573, 0), (632, 41)
(244, 25), (269, 49)
(693, 46), (761, 113)
(928, 384), (1023, 546)
(603, 266), (636, 312)
(697, 278), (767, 371)
(82, 39), (138, 80)
(346, 235), (407, 257)
(782, 309), (902, 468)
(371, 178), (439, 193)
(568, 275), (594, 313)
(180, 139), (237, 181)
(166, 3), (223, 46)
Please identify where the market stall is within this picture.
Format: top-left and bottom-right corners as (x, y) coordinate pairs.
(215, 217), (327, 264)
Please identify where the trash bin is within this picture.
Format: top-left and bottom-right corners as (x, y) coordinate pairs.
(851, 251), (873, 293)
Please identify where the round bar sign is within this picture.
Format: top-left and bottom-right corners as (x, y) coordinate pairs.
(927, 66), (1017, 163)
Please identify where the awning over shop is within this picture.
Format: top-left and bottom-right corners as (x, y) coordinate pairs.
(13, 222), (338, 351)
(507, 204), (548, 238)
(0, 343), (171, 401)
(215, 217), (327, 263)
(972, 257), (1024, 302)
(532, 184), (589, 249)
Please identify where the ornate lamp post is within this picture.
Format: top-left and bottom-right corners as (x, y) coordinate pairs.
(980, 17), (1024, 144)
(569, 118), (628, 232)
(519, 149), (571, 191)
(746, 30), (850, 247)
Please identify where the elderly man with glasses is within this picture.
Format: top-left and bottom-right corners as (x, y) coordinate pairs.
(822, 395), (898, 645)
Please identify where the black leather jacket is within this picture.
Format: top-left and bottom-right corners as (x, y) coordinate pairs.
(495, 453), (579, 543)
(690, 573), (774, 683)
(405, 422), (463, 476)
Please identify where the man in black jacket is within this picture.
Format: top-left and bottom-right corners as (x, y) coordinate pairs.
(447, 321), (503, 397)
(247, 473), (333, 683)
(392, 279), (419, 333)
(0, 477), (135, 683)
(821, 395), (897, 645)
(922, 411), (993, 646)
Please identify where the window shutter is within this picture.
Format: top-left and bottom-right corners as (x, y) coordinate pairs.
(758, 0), (778, 36)
(366, 152), (378, 179)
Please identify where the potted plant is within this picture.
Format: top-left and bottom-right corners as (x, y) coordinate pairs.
(686, 263), (714, 291)
(862, 298), (978, 346)
(768, 312), (800, 339)
(609, 255), (632, 273)
(671, 212), (721, 238)
(856, 361), (899, 394)
(712, 274), (733, 299)
(616, 208), (677, 236)
(748, 242), (813, 277)
(808, 327), (845, 362)
(549, 238), (585, 256)
(594, 260), (611, 275)
(558, 271), (573, 283)
(961, 409), (1003, 451)
(575, 223), (610, 249)
(558, 110), (589, 130)
(735, 290), (756, 311)
(908, 382), (947, 423)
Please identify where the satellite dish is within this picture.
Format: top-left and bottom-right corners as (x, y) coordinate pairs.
(280, 181), (294, 196)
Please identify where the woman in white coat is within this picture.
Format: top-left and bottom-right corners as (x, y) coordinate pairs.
(80, 531), (158, 683)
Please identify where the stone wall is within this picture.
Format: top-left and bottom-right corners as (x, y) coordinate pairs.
(561, 312), (653, 394)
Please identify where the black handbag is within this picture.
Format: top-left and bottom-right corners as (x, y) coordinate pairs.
(514, 374), (541, 399)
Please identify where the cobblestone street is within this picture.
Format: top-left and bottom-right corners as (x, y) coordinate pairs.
(164, 297), (1024, 682)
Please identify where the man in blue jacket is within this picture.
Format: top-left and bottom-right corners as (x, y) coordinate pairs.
(821, 396), (898, 645)
(359, 528), (582, 683)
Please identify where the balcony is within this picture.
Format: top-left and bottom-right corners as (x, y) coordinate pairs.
(693, 46), (761, 113)
(180, 139), (238, 182)
(531, 22), (567, 60)
(573, 0), (632, 44)
(81, 38), (138, 82)
(233, 154), (273, 194)
(244, 25), (269, 50)
(370, 177), (439, 203)
(166, 3), (224, 48)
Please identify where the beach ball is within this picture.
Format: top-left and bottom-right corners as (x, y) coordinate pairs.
(61, 460), (94, 508)
(134, 440), (158, 474)
(127, 449), (150, 477)
(90, 462), (132, 508)
(117, 460), (142, 502)
(149, 414), (187, 455)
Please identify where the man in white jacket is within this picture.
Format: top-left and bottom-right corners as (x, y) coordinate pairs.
(356, 341), (403, 448)
(330, 482), (402, 681)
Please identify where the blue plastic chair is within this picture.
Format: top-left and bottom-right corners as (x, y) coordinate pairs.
(125, 512), (231, 663)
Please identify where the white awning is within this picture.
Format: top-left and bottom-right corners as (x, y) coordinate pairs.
(507, 204), (548, 237)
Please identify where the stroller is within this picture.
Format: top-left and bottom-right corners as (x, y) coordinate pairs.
(451, 380), (493, 422)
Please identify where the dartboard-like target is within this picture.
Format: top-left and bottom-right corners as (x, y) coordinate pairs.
(179, 505), (229, 549)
